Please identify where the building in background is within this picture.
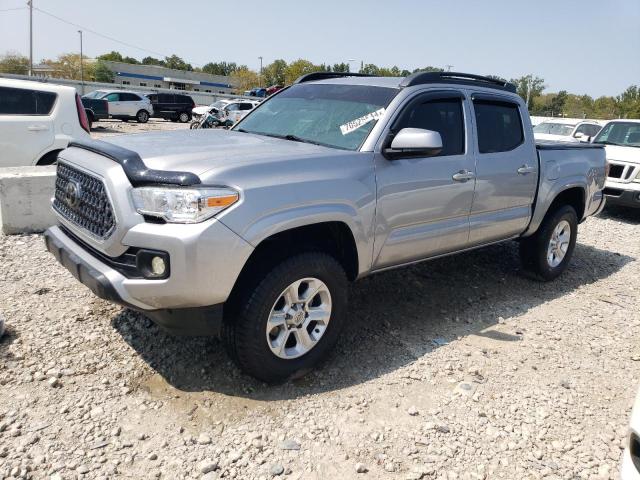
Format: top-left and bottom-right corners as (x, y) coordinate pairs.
(102, 61), (235, 93)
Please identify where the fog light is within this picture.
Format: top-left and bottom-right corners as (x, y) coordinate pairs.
(151, 256), (166, 276)
(135, 249), (170, 279)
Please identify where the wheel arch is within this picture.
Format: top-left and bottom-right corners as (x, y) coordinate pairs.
(523, 182), (587, 237)
(35, 148), (63, 166)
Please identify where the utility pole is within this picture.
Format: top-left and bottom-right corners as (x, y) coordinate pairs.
(525, 77), (532, 108)
(78, 30), (84, 95)
(28, 0), (33, 76)
(258, 56), (263, 87)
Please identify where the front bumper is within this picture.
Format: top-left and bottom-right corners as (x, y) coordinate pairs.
(604, 182), (640, 208)
(44, 224), (250, 336)
(621, 446), (640, 480)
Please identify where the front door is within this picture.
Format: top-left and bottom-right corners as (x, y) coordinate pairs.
(373, 91), (476, 270)
(468, 94), (538, 244)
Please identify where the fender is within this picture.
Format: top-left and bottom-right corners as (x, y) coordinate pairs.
(223, 202), (373, 276)
(522, 178), (587, 237)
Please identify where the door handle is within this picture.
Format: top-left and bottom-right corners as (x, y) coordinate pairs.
(452, 170), (476, 182)
(27, 125), (48, 132)
(517, 165), (536, 175)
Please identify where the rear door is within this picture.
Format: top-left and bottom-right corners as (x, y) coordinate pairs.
(373, 90), (476, 269)
(468, 94), (537, 244)
(0, 86), (56, 166)
(120, 93), (143, 116)
(103, 92), (124, 116)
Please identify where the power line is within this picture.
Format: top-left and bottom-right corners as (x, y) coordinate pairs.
(32, 6), (203, 66)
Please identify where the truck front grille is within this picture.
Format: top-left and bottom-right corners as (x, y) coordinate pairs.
(52, 163), (115, 239)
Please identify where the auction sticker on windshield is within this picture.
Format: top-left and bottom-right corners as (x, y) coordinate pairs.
(340, 108), (386, 135)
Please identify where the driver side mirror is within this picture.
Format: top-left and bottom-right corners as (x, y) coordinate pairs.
(384, 128), (443, 160)
(574, 132), (584, 139)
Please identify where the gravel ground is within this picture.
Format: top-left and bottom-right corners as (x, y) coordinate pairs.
(1, 205), (639, 480)
(90, 119), (189, 139)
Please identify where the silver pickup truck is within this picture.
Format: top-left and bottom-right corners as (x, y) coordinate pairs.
(44, 72), (606, 382)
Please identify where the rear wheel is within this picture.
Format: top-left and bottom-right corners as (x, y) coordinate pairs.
(519, 205), (578, 281)
(136, 110), (149, 123)
(178, 112), (190, 123)
(223, 252), (348, 383)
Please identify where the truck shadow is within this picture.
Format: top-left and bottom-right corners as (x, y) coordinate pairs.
(599, 205), (640, 225)
(111, 240), (633, 400)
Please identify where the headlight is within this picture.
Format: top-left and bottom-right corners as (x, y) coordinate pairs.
(131, 187), (239, 223)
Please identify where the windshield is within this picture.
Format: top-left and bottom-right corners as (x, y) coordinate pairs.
(593, 122), (640, 147)
(533, 122), (575, 136)
(234, 83), (399, 151)
(83, 90), (107, 99)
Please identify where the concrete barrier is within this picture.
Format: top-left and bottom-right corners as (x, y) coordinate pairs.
(0, 166), (56, 235)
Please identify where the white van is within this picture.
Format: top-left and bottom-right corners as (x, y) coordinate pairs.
(0, 79), (90, 167)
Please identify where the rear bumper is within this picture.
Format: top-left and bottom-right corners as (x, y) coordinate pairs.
(44, 226), (224, 336)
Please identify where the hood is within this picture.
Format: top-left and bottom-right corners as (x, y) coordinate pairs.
(103, 129), (337, 176)
(604, 144), (640, 164)
(534, 133), (577, 142)
(192, 106), (212, 115)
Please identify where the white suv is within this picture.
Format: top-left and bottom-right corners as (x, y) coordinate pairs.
(533, 119), (603, 143)
(86, 90), (153, 123)
(0, 78), (91, 167)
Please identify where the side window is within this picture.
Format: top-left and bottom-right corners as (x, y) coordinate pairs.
(122, 93), (141, 102)
(226, 103), (240, 111)
(473, 100), (523, 153)
(580, 124), (601, 137)
(0, 87), (56, 115)
(104, 93), (119, 102)
(394, 97), (465, 156)
(239, 103), (254, 111)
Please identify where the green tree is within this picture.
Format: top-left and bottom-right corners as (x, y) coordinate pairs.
(93, 60), (114, 83)
(44, 53), (85, 80)
(332, 62), (350, 73)
(510, 75), (545, 109)
(549, 90), (568, 116)
(202, 61), (239, 76)
(284, 59), (322, 84)
(413, 66), (444, 73)
(163, 55), (192, 71)
(617, 85), (640, 118)
(141, 56), (165, 66)
(0, 51), (29, 74)
(230, 66), (260, 92)
(263, 59), (287, 85)
(359, 63), (380, 75)
(97, 51), (123, 62)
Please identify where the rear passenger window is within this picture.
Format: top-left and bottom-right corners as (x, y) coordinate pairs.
(0, 87), (57, 115)
(473, 100), (523, 153)
(394, 97), (465, 156)
(120, 93), (141, 102)
(239, 103), (254, 111)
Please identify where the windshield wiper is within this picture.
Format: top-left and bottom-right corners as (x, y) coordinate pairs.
(282, 134), (324, 146)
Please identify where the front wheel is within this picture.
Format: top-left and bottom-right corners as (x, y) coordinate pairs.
(519, 205), (578, 281)
(223, 252), (348, 383)
(136, 110), (149, 123)
(178, 112), (190, 123)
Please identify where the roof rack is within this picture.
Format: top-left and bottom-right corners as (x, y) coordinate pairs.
(294, 72), (373, 84)
(399, 71), (517, 93)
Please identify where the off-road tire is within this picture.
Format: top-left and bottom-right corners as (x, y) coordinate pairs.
(520, 205), (578, 281)
(222, 252), (348, 383)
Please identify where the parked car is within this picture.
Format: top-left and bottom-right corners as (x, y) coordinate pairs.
(247, 87), (267, 98)
(192, 98), (259, 125)
(81, 91), (109, 129)
(594, 119), (640, 208)
(621, 388), (640, 480)
(533, 119), (603, 143)
(145, 92), (195, 123)
(0, 78), (90, 167)
(266, 85), (284, 96)
(191, 99), (230, 119)
(44, 71), (606, 383)
(85, 90), (152, 123)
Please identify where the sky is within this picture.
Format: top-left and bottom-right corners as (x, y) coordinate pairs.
(1, 0), (638, 97)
